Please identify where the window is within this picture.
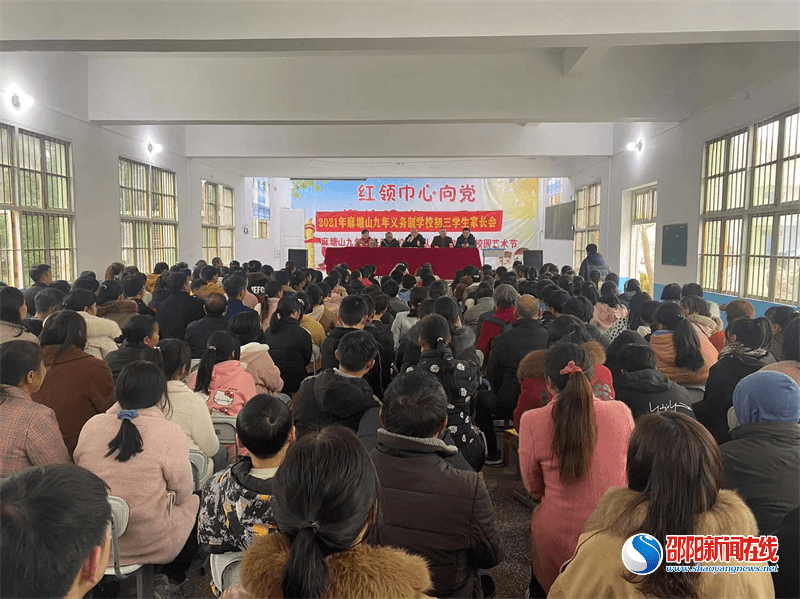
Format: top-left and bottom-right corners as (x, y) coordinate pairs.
(252, 177), (270, 239)
(546, 178), (563, 206)
(202, 181), (235, 263)
(700, 108), (800, 304)
(573, 182), (601, 269)
(119, 158), (178, 270)
(631, 187), (658, 295)
(0, 125), (76, 287)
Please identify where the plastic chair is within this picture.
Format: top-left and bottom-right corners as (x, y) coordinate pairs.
(212, 414), (240, 455)
(310, 344), (321, 375)
(104, 495), (153, 598)
(189, 449), (211, 491)
(210, 551), (245, 594)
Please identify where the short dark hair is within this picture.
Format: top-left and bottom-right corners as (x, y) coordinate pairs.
(205, 293), (227, 316)
(660, 283), (682, 301)
(338, 295), (368, 327)
(33, 287), (64, 315)
(0, 463), (111, 599)
(562, 296), (594, 323)
(618, 343), (658, 371)
(223, 275), (247, 299)
(236, 394), (294, 459)
(201, 265), (220, 282)
(121, 274), (146, 298)
(62, 288), (96, 312)
(681, 283), (703, 298)
(549, 290), (571, 314)
(361, 228), (369, 235)
(586, 244), (598, 254)
(49, 280), (71, 295)
(337, 330), (378, 372)
(401, 274), (416, 290)
(230, 311), (264, 345)
(167, 272), (189, 293)
(29, 264), (51, 283)
(71, 276), (99, 293)
(40, 310), (88, 355)
(190, 278), (208, 293)
(372, 292), (389, 315)
(381, 371), (448, 438)
(153, 262), (169, 274)
(381, 279), (400, 298)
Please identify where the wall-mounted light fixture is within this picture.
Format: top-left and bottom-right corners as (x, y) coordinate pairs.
(146, 139), (163, 154)
(626, 139), (644, 153)
(1, 87), (34, 112)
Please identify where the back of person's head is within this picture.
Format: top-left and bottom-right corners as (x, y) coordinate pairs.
(546, 342), (596, 480)
(617, 343), (658, 372)
(557, 274), (575, 296)
(72, 276), (100, 293)
(660, 283), (682, 301)
(405, 286), (427, 318)
(548, 289), (570, 314)
(263, 280), (283, 299)
(194, 331), (240, 394)
(167, 272), (189, 293)
(417, 314), (461, 397)
(390, 268), (404, 284)
(204, 292), (227, 316)
(580, 283), (599, 305)
(598, 281), (620, 307)
(121, 274), (146, 299)
(0, 463), (111, 599)
(381, 371), (448, 438)
(605, 272), (619, 285)
(428, 280), (448, 299)
(231, 311), (264, 345)
(371, 292), (389, 316)
(605, 330), (650, 377)
(62, 288), (96, 313)
(726, 316), (772, 351)
(201, 265), (219, 282)
(562, 296), (594, 323)
(269, 295), (302, 334)
(381, 279), (400, 298)
(49, 280), (71, 295)
(765, 305), (800, 331)
(0, 340), (44, 401)
(0, 286), (26, 324)
(190, 278), (208, 295)
(157, 338), (191, 381)
(624, 279), (641, 293)
(116, 314), (158, 346)
(96, 280), (123, 305)
(294, 291), (311, 315)
(223, 275), (247, 299)
(588, 270), (602, 286)
(548, 315), (592, 346)
(624, 412), (722, 598)
(317, 282), (332, 299)
(680, 295), (710, 317)
(237, 394), (294, 459)
(783, 317), (800, 362)
(153, 261), (169, 274)
(40, 310), (87, 356)
(475, 285), (494, 302)
(420, 274), (436, 288)
(515, 294), (540, 320)
(337, 330), (378, 372)
(518, 280), (537, 298)
(337, 295), (368, 327)
(306, 284), (323, 308)
(654, 302), (705, 371)
(261, 264), (275, 278)
(681, 282), (704, 298)
(31, 287), (63, 317)
(494, 283), (519, 310)
(274, 270), (291, 287)
(274, 425), (380, 599)
(586, 243), (598, 255)
(108, 361), (168, 462)
(29, 264), (51, 284)
(630, 297), (658, 331)
(401, 273), (416, 290)
(432, 296), (460, 329)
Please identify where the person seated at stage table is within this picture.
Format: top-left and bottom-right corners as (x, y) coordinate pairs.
(430, 228), (454, 248)
(455, 227), (477, 248)
(381, 231), (400, 247)
(355, 228), (378, 248)
(402, 228), (427, 248)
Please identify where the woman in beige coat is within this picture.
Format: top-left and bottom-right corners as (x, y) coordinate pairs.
(63, 288), (121, 358)
(0, 287), (38, 345)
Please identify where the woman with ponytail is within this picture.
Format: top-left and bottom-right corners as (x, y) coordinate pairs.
(694, 316), (776, 445)
(187, 330), (257, 417)
(103, 314), (160, 380)
(402, 314), (484, 470)
(231, 425), (432, 599)
(263, 295), (312, 394)
(591, 281), (628, 331)
(649, 302), (718, 387)
(74, 361), (200, 585)
(0, 340), (69, 475)
(519, 342), (634, 595)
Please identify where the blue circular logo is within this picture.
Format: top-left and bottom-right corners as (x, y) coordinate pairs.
(621, 533), (663, 575)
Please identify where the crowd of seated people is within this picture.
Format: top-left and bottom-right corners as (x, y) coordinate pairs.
(1, 248), (798, 599)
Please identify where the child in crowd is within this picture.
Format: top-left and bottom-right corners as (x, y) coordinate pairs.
(104, 314), (160, 380)
(63, 288), (121, 359)
(230, 311), (284, 395)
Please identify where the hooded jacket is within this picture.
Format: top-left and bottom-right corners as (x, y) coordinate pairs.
(613, 368), (696, 419)
(239, 342), (284, 394)
(514, 340), (615, 430)
(578, 252), (611, 280)
(79, 311), (121, 359)
(224, 532), (432, 599)
(548, 487), (775, 599)
(321, 326), (390, 399)
(310, 303), (338, 333)
(695, 351), (776, 445)
(187, 360), (258, 417)
(96, 299), (139, 330)
(371, 429), (505, 598)
(722, 421), (800, 535)
(185, 314), (230, 359)
(591, 302), (628, 331)
(199, 457), (278, 553)
(293, 369), (379, 437)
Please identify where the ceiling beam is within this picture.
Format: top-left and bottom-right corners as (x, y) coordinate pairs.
(562, 46), (610, 76)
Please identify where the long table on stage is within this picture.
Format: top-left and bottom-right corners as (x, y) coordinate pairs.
(323, 247), (482, 279)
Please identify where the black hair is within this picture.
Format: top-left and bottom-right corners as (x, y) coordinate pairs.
(167, 272), (189, 293)
(598, 281), (620, 308)
(629, 297), (658, 330)
(475, 285), (494, 301)
(381, 371), (448, 438)
(157, 338), (192, 381)
(562, 296), (594, 324)
(274, 425), (380, 599)
(581, 284), (599, 305)
(269, 296), (303, 335)
(417, 314), (460, 400)
(681, 283), (704, 298)
(274, 271), (291, 286)
(201, 265), (220, 281)
(401, 274), (416, 290)
(205, 292), (227, 316)
(618, 343), (658, 372)
(103, 263), (124, 280)
(371, 292), (389, 316)
(726, 316), (772, 350)
(33, 287), (64, 316)
(782, 317), (799, 361)
(28, 264), (51, 283)
(0, 340), (44, 404)
(121, 274), (145, 298)
(557, 274), (575, 296)
(381, 279), (400, 298)
(194, 331), (241, 394)
(428, 280), (448, 300)
(107, 361), (168, 462)
(306, 284), (324, 308)
(72, 276), (100, 293)
(548, 290), (571, 314)
(40, 310), (87, 357)
(0, 463), (111, 599)
(237, 394), (294, 459)
(588, 270), (602, 286)
(361, 293), (375, 318)
(338, 295), (368, 327)
(62, 288), (96, 312)
(432, 295), (460, 333)
(548, 315), (592, 346)
(0, 286), (26, 325)
(261, 264), (275, 277)
(605, 330), (651, 378)
(765, 305), (800, 330)
(115, 314), (158, 346)
(624, 279), (642, 293)
(191, 278), (208, 293)
(337, 330), (378, 372)
(230, 311), (264, 345)
(586, 243), (598, 254)
(223, 275), (247, 299)
(153, 262), (169, 274)
(654, 302), (705, 371)
(317, 282), (332, 298)
(680, 295), (711, 318)
(294, 291), (311, 315)
(605, 272), (620, 285)
(660, 283), (682, 301)
(96, 279), (123, 305)
(49, 280), (71, 295)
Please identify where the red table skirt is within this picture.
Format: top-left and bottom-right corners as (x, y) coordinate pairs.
(323, 247), (482, 279)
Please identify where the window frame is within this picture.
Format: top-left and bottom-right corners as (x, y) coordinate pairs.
(0, 123), (76, 288)
(202, 180), (235, 264)
(573, 182), (601, 270)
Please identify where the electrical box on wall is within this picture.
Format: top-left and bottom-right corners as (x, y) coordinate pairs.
(274, 250), (280, 259)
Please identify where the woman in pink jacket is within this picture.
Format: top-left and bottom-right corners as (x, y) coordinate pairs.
(591, 282), (628, 331)
(229, 312), (284, 394)
(519, 342), (634, 594)
(187, 330), (258, 417)
(74, 360), (199, 586)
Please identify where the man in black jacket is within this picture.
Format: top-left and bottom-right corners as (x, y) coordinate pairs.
(371, 371), (505, 598)
(455, 227), (477, 248)
(185, 293), (230, 358)
(155, 272), (205, 340)
(478, 294), (548, 466)
(294, 330), (379, 437)
(402, 228), (426, 248)
(23, 263), (51, 315)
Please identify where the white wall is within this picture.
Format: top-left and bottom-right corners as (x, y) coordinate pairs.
(570, 68), (800, 288)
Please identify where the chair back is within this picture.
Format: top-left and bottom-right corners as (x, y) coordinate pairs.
(210, 552), (245, 593)
(310, 344), (321, 374)
(212, 414), (239, 453)
(188, 449), (210, 491)
(108, 495), (131, 579)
